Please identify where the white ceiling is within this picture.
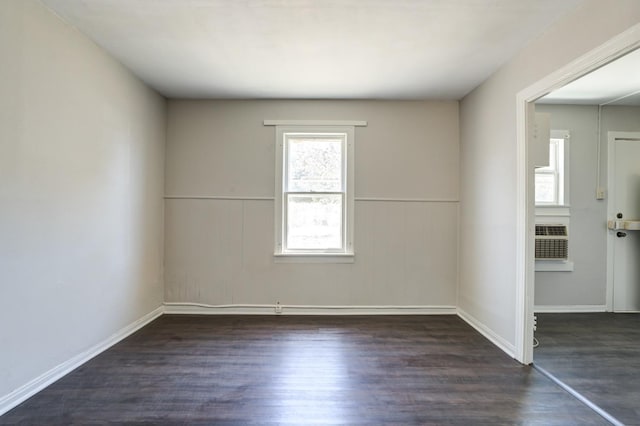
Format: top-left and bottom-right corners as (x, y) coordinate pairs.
(41, 0), (584, 100)
(539, 47), (640, 106)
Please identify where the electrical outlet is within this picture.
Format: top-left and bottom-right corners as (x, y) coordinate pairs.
(275, 302), (282, 314)
(596, 188), (605, 200)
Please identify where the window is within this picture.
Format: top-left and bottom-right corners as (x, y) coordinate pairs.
(534, 130), (572, 271)
(535, 131), (569, 206)
(274, 125), (355, 260)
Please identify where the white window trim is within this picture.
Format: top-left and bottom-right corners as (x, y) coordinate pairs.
(273, 125), (356, 263)
(535, 260), (574, 272)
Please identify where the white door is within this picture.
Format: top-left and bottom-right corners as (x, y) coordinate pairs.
(608, 132), (640, 312)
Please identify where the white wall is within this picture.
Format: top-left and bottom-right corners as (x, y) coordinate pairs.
(459, 0), (640, 351)
(0, 0), (166, 403)
(534, 105), (640, 308)
(600, 106), (640, 181)
(165, 100), (459, 308)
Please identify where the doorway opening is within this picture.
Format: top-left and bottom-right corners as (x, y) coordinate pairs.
(515, 23), (640, 365)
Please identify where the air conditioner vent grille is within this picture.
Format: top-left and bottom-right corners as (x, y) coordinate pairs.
(535, 224), (569, 260)
(535, 239), (568, 260)
(535, 225), (567, 236)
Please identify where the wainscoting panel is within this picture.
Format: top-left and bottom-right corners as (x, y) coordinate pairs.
(164, 198), (458, 307)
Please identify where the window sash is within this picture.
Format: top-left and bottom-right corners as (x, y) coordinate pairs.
(284, 192), (345, 252)
(284, 135), (346, 193)
(535, 171), (559, 205)
(535, 137), (565, 206)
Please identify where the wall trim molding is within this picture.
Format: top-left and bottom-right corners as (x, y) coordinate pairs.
(534, 305), (606, 313)
(457, 308), (516, 359)
(0, 306), (164, 417)
(164, 196), (459, 203)
(164, 195), (275, 201)
(263, 120), (368, 126)
(164, 302), (457, 316)
(355, 197), (459, 203)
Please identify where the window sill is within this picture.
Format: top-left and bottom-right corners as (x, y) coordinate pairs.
(535, 260), (574, 272)
(535, 205), (570, 217)
(274, 253), (355, 264)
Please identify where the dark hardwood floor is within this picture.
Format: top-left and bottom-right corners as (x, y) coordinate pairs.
(2, 315), (608, 425)
(534, 312), (640, 425)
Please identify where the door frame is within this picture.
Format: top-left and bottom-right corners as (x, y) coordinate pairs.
(606, 131), (640, 312)
(514, 24), (640, 364)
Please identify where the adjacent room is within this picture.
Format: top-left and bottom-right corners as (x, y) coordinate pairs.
(1, 0), (639, 423)
(532, 48), (640, 424)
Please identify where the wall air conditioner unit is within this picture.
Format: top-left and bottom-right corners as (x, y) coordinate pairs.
(535, 224), (568, 260)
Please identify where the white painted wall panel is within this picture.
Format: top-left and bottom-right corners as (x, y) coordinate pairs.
(237, 200), (278, 303)
(353, 201), (458, 305)
(165, 100), (459, 308)
(166, 100), (459, 200)
(165, 102), (275, 197)
(354, 103), (459, 200)
(164, 199), (243, 304)
(165, 199), (458, 307)
(0, 0), (165, 402)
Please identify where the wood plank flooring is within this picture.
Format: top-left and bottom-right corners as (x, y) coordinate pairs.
(534, 312), (640, 425)
(1, 315), (608, 425)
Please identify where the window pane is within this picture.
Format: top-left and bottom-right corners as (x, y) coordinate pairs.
(287, 194), (342, 249)
(287, 138), (343, 192)
(535, 173), (556, 204)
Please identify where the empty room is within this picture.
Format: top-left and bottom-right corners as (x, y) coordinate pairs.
(1, 0), (639, 424)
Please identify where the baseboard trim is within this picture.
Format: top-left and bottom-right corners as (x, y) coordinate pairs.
(0, 305), (164, 417)
(163, 302), (457, 316)
(534, 305), (607, 313)
(456, 308), (516, 359)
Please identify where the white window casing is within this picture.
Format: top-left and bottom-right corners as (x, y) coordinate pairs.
(272, 124), (357, 263)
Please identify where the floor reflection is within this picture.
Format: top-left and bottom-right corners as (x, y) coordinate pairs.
(271, 331), (353, 424)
